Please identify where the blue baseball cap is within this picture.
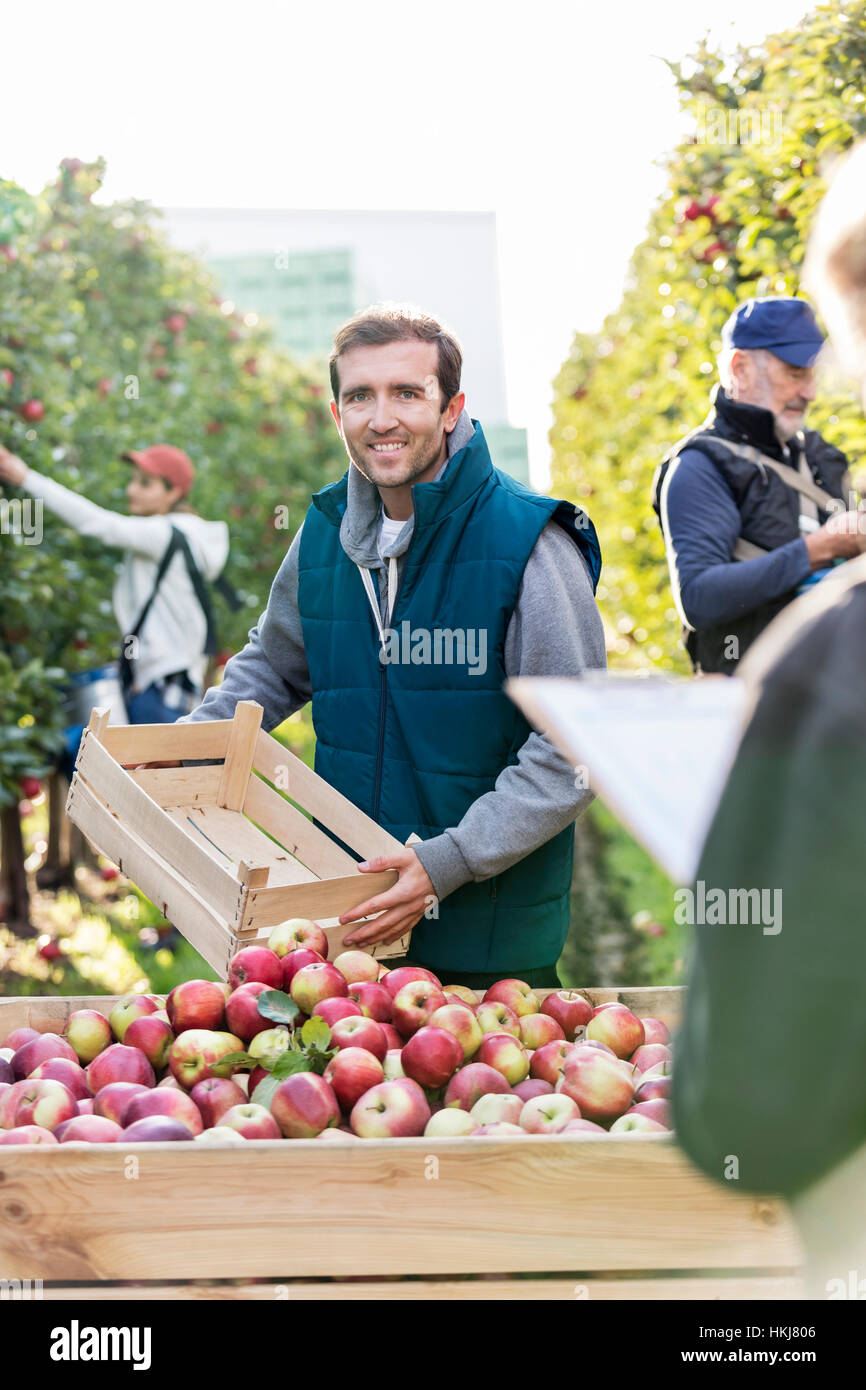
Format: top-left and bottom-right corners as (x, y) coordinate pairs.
(721, 296), (825, 367)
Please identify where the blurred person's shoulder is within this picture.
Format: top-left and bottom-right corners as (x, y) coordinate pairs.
(737, 553), (866, 730)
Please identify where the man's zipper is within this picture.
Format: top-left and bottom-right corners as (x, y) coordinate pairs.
(372, 653), (387, 824)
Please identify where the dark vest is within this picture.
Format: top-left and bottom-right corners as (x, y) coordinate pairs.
(652, 388), (850, 674)
(296, 422), (601, 975)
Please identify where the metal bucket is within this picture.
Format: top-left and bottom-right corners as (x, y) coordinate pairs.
(63, 663), (129, 728)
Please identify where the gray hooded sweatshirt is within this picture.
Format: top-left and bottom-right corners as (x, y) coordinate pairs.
(181, 413), (606, 900)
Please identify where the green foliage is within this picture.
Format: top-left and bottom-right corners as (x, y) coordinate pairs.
(550, 0), (866, 669)
(0, 156), (345, 759)
(0, 653), (66, 806)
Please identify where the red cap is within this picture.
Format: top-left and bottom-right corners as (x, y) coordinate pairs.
(122, 445), (195, 495)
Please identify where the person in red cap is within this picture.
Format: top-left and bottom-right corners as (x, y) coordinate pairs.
(0, 442), (229, 722)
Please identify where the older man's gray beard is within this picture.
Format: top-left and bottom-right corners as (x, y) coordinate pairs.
(774, 410), (807, 444)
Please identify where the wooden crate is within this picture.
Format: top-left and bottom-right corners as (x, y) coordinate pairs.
(0, 989), (805, 1301)
(64, 700), (418, 977)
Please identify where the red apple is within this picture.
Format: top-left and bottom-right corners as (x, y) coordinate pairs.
(424, 1108), (478, 1136)
(350, 1078), (430, 1137)
(329, 1015), (387, 1061)
(443, 1062), (511, 1112)
(477, 1032), (530, 1086)
(580, 1039), (617, 1056)
(65, 1009), (113, 1064)
(474, 1000), (521, 1038)
(59, 1115), (123, 1143)
(0, 1125), (59, 1145)
(391, 980), (447, 1038)
(347, 981), (393, 1021)
(166, 979), (226, 1033)
(191, 1077), (248, 1127)
(442, 984), (478, 1007)
(382, 965), (441, 999)
(77, 1099), (94, 1115)
(628, 1098), (672, 1129)
(0, 1061), (11, 1086)
(4, 1028), (40, 1051)
(470, 1093), (525, 1127)
(123, 1116), (194, 1141)
(248, 1027), (292, 1068)
(530, 1040), (576, 1086)
(640, 1017), (671, 1046)
(312, 997), (362, 1027)
(540, 990), (592, 1040)
(281, 948), (325, 987)
(513, 1077), (555, 1102)
(124, 1088), (204, 1135)
(473, 1122), (526, 1136)
(11, 1032), (78, 1080)
(229, 946), (283, 990)
(168, 1030), (244, 1089)
(86, 1044), (155, 1094)
(216, 1103), (281, 1140)
(634, 1074), (672, 1104)
(19, 399), (44, 422)
(382, 1049), (405, 1080)
(290, 962), (349, 1014)
(323, 1048), (385, 1110)
(518, 1013), (565, 1049)
(108, 995), (160, 1043)
(560, 1049), (634, 1125)
(92, 1081), (150, 1126)
(609, 1113), (668, 1134)
(333, 950), (380, 983)
(9, 1079), (77, 1131)
(225, 981), (276, 1042)
(124, 1015), (174, 1071)
(28, 1057), (90, 1100)
(428, 1004), (483, 1061)
(401, 1026), (463, 1089)
(267, 918), (329, 959)
(560, 1118), (607, 1135)
(585, 1005), (645, 1060)
(640, 1061), (673, 1082)
(483, 979), (540, 1017)
(629, 1043), (673, 1073)
(270, 1073), (340, 1138)
(519, 1093), (580, 1134)
(380, 1023), (403, 1051)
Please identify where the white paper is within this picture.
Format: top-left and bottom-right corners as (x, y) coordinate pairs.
(507, 673), (750, 885)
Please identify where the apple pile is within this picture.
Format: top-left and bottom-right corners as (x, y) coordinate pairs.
(0, 919), (673, 1145)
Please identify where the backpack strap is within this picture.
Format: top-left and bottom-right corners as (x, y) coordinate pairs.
(712, 438), (844, 514)
(170, 526), (219, 656)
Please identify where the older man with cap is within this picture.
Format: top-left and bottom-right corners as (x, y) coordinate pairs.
(652, 296), (862, 673)
(0, 440), (230, 722)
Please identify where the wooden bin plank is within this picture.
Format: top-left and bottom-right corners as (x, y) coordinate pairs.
(217, 701), (263, 812)
(166, 805), (318, 889)
(253, 730), (405, 862)
(128, 765), (223, 808)
(241, 870), (398, 932)
(73, 733), (239, 923)
(0, 1139), (802, 1281)
(243, 774), (360, 878)
(64, 782), (235, 977)
(99, 720), (232, 766)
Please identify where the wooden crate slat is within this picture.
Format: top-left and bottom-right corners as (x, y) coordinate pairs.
(63, 782), (236, 977)
(217, 700), (263, 811)
(241, 870), (398, 932)
(253, 729), (406, 862)
(167, 805), (319, 889)
(99, 719), (232, 765)
(128, 765), (223, 808)
(73, 732), (240, 924)
(243, 773), (361, 878)
(35, 1274), (805, 1300)
(0, 1138), (802, 1281)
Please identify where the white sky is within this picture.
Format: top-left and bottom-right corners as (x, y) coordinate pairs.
(5, 0), (810, 487)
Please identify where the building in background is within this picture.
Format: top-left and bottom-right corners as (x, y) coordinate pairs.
(159, 208), (530, 485)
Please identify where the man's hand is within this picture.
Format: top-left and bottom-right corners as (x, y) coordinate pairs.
(339, 849), (436, 949)
(806, 510), (866, 567)
(0, 447), (27, 486)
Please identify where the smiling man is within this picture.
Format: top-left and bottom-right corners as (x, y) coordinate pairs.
(651, 296), (860, 673)
(181, 303), (606, 985)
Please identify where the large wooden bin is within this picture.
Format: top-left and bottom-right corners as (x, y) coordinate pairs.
(64, 700), (418, 976)
(0, 988), (805, 1300)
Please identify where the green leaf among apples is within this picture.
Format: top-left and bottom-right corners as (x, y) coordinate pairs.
(256, 989), (301, 1026)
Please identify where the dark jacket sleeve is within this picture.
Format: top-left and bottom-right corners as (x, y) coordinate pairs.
(661, 449), (812, 629)
(672, 562), (866, 1197)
